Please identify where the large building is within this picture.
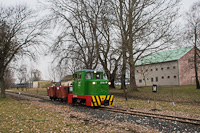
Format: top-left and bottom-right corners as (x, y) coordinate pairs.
(135, 46), (200, 86)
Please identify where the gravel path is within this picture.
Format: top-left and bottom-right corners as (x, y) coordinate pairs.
(72, 106), (200, 133)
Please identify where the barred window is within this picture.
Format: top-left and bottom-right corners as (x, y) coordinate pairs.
(156, 77), (158, 82)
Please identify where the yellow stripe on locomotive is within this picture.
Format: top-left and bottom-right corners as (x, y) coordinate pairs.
(91, 95), (114, 106)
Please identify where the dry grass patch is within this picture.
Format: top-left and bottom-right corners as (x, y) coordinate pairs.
(10, 88), (47, 96)
(114, 96), (200, 116)
(0, 97), (103, 132)
(111, 85), (200, 104)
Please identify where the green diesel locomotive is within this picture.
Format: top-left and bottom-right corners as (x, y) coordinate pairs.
(68, 69), (114, 106)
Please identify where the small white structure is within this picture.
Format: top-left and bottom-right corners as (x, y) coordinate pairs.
(61, 75), (73, 86)
(33, 81), (51, 88)
(33, 81), (39, 88)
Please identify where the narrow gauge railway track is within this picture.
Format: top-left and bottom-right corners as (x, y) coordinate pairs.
(5, 90), (49, 101)
(6, 91), (200, 126)
(99, 107), (200, 126)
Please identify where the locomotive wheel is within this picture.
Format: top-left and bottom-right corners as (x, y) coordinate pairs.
(72, 98), (78, 106)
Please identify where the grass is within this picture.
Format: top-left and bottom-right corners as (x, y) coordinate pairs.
(10, 88), (47, 96)
(0, 97), (100, 132)
(114, 96), (200, 114)
(111, 85), (200, 104)
(111, 85), (200, 114)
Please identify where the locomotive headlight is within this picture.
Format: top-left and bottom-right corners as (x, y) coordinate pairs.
(108, 82), (111, 85)
(92, 82), (96, 85)
(94, 71), (97, 73)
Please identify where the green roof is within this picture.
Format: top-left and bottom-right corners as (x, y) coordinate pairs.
(135, 46), (193, 66)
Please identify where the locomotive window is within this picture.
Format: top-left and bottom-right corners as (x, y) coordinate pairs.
(86, 72), (93, 80)
(78, 73), (81, 80)
(96, 72), (103, 79)
(73, 74), (77, 80)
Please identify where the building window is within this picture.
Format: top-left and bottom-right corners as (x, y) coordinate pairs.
(162, 76), (164, 79)
(167, 67), (170, 69)
(156, 77), (158, 82)
(188, 58), (193, 63)
(146, 69), (148, 72)
(151, 78), (154, 82)
(168, 76), (170, 79)
(173, 66), (176, 69)
(174, 76), (177, 78)
(147, 78), (149, 80)
(139, 79), (142, 83)
(161, 68), (164, 70)
(156, 68), (158, 71)
(151, 69), (153, 71)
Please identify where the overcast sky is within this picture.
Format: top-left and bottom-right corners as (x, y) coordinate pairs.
(0, 0), (198, 10)
(0, 0), (199, 82)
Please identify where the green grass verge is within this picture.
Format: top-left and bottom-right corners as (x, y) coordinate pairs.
(114, 97), (200, 114)
(111, 85), (200, 114)
(111, 85), (200, 104)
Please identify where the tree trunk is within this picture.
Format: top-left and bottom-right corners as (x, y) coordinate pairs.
(121, 44), (126, 90)
(129, 51), (138, 91)
(121, 50), (128, 100)
(110, 78), (115, 88)
(194, 45), (200, 89)
(0, 77), (6, 98)
(109, 72), (116, 88)
(129, 64), (137, 91)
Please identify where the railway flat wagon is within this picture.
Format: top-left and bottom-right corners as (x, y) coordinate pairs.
(47, 86), (56, 100)
(56, 86), (73, 101)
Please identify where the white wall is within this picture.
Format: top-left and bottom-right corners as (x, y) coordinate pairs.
(135, 61), (179, 86)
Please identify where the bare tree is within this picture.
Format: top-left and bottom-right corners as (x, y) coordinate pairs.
(184, 2), (200, 89)
(31, 69), (41, 81)
(17, 64), (27, 84)
(46, 0), (99, 70)
(4, 67), (15, 89)
(45, 0), (121, 87)
(112, 0), (180, 91)
(0, 5), (47, 97)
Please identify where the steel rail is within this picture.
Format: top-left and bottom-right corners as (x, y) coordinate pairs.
(100, 106), (200, 125)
